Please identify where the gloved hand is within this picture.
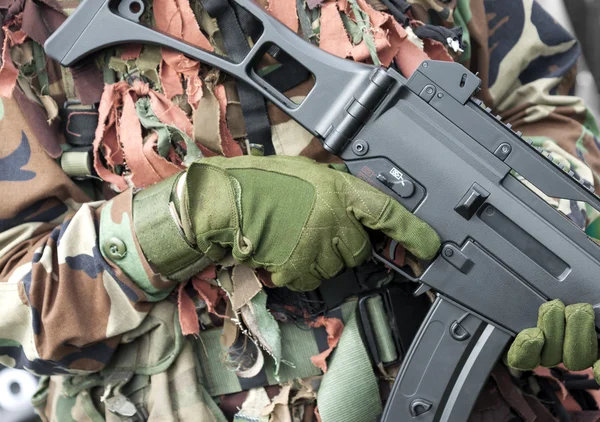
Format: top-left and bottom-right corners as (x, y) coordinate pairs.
(507, 299), (600, 382)
(165, 155), (440, 291)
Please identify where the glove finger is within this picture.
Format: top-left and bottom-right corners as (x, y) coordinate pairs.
(537, 299), (565, 367)
(593, 360), (600, 385)
(271, 268), (322, 292)
(332, 236), (371, 268)
(563, 303), (597, 371)
(352, 197), (440, 260)
(379, 200), (440, 260)
(507, 327), (544, 370)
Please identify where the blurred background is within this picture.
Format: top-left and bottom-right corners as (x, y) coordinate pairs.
(537, 0), (600, 117)
(0, 368), (39, 422)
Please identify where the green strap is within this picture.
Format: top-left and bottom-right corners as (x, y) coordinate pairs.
(277, 323), (322, 383)
(198, 321), (322, 396)
(133, 174), (212, 281)
(60, 66), (78, 101)
(367, 296), (398, 364)
(32, 41), (50, 96)
(317, 302), (383, 422)
(198, 328), (243, 396)
(199, 300), (394, 421)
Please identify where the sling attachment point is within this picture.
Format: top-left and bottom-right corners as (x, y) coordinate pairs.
(60, 100), (99, 148)
(59, 100), (99, 180)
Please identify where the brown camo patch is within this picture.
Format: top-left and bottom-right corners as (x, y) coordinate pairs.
(408, 4), (429, 22)
(0, 231), (47, 282)
(500, 102), (531, 124)
(556, 65), (578, 96)
(0, 97), (89, 214)
(512, 111), (584, 157)
(582, 133), (600, 184)
(554, 105), (586, 126)
(105, 190), (133, 226)
(467, 0), (494, 107)
(30, 256), (114, 361)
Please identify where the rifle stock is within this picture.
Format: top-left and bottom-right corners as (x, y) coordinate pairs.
(45, 1), (600, 420)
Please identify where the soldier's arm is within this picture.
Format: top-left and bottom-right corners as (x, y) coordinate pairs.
(0, 96), (176, 375)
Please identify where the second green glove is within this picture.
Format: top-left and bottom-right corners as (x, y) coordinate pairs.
(507, 299), (600, 382)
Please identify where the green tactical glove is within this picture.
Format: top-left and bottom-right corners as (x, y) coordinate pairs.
(507, 299), (600, 382)
(135, 155), (440, 291)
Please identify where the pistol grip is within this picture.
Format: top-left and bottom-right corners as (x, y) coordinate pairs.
(381, 296), (510, 421)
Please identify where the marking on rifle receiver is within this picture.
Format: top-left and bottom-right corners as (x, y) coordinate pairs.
(389, 167), (405, 184)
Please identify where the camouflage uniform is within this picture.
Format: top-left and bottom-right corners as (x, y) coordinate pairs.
(0, 0), (597, 420)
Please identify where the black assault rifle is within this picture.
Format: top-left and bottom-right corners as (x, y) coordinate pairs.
(44, 0), (600, 420)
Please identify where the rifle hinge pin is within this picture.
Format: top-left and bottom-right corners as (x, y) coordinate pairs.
(323, 68), (395, 155)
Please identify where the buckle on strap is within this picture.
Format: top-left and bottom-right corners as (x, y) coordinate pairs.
(60, 100), (99, 147)
(358, 285), (431, 367)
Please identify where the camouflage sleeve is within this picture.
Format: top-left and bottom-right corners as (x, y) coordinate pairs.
(0, 96), (174, 375)
(484, 0), (591, 145)
(479, 0), (600, 236)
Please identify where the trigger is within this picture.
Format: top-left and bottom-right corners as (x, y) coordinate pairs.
(413, 283), (432, 296)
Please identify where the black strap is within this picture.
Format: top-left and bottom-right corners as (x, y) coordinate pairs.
(201, 0), (313, 155)
(263, 45), (312, 93)
(380, 0), (411, 26)
(201, 0), (275, 155)
(536, 376), (571, 422)
(232, 3), (263, 40)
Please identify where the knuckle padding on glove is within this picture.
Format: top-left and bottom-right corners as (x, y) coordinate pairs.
(593, 361), (600, 384)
